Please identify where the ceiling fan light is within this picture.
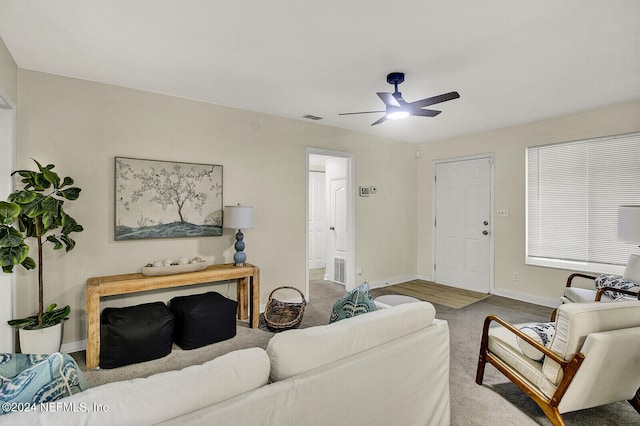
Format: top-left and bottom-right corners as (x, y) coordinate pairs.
(386, 110), (410, 120)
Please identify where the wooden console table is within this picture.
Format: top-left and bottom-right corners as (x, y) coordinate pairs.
(85, 263), (259, 369)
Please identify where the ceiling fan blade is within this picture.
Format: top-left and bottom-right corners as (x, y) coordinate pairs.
(411, 109), (441, 117)
(377, 92), (401, 108)
(371, 116), (387, 126)
(409, 91), (460, 109)
(338, 110), (386, 116)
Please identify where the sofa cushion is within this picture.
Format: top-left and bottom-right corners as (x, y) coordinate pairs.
(329, 282), (377, 323)
(542, 301), (640, 384)
(267, 301), (436, 381)
(488, 324), (557, 399)
(517, 322), (556, 361)
(562, 286), (614, 303)
(6, 348), (270, 425)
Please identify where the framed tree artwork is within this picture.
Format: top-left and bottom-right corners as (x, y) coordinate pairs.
(115, 157), (223, 240)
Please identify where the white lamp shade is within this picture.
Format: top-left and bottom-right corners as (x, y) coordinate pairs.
(224, 206), (254, 230)
(618, 206), (640, 244)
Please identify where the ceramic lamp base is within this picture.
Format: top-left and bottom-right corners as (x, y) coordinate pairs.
(234, 230), (247, 266)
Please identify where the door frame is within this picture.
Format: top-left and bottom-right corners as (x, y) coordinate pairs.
(432, 153), (495, 294)
(306, 148), (355, 299)
(0, 86), (16, 352)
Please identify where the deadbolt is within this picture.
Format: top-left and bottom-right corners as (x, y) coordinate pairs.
(483, 221), (489, 226)
(482, 230), (489, 235)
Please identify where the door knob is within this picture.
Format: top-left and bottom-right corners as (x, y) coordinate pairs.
(329, 226), (335, 230)
(482, 230), (489, 235)
(483, 221), (489, 226)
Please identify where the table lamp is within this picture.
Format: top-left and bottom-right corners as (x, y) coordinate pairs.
(618, 206), (640, 247)
(224, 205), (254, 266)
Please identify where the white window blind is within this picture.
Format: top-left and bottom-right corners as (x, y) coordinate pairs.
(526, 132), (640, 273)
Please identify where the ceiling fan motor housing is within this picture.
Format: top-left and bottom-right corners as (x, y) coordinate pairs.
(386, 72), (405, 85)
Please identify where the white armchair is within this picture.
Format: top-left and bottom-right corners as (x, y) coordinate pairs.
(476, 301), (640, 426)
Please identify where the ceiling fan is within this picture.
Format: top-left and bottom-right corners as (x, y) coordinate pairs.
(339, 72), (460, 126)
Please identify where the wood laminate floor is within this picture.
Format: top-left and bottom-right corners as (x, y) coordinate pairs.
(371, 279), (489, 309)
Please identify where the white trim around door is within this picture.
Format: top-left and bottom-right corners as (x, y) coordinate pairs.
(432, 153), (495, 294)
(306, 148), (355, 299)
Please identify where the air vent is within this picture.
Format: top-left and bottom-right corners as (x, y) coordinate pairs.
(334, 257), (345, 284)
(302, 114), (323, 121)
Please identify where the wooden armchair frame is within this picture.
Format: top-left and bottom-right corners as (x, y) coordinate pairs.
(476, 314), (640, 426)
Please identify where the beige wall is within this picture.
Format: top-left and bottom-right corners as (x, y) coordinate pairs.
(417, 99), (640, 305)
(0, 36), (17, 103)
(15, 70), (418, 346)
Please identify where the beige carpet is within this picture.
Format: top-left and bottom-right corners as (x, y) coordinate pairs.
(372, 279), (490, 309)
(71, 278), (639, 425)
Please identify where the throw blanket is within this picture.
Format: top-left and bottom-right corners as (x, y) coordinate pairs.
(595, 275), (640, 299)
(0, 353), (90, 415)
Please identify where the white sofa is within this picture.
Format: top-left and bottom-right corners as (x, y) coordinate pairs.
(3, 301), (450, 426)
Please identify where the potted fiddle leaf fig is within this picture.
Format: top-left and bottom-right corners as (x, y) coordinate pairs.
(0, 159), (83, 353)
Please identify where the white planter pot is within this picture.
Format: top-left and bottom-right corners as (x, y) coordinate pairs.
(18, 322), (63, 354)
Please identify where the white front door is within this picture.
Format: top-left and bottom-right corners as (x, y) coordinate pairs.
(307, 171), (326, 269)
(434, 157), (492, 293)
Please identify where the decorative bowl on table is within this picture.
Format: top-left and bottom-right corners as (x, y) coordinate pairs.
(141, 257), (208, 276)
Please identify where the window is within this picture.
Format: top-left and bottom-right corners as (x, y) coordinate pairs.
(526, 132), (640, 274)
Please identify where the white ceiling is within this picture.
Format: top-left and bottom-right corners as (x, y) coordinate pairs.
(1, 1), (639, 144)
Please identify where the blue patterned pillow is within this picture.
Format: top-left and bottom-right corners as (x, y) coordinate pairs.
(0, 353), (90, 415)
(329, 282), (377, 323)
(517, 322), (556, 361)
(595, 274), (640, 299)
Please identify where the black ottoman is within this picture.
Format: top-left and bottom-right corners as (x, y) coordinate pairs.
(170, 291), (238, 350)
(100, 301), (175, 369)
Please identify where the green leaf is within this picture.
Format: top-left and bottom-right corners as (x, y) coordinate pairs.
(0, 244), (29, 267)
(17, 215), (36, 238)
(60, 234), (76, 252)
(20, 196), (45, 218)
(40, 196), (59, 213)
(57, 187), (81, 201)
(46, 235), (63, 250)
(21, 256), (36, 270)
(0, 226), (24, 248)
(2, 265), (13, 273)
(61, 177), (74, 187)
(61, 214), (82, 235)
(33, 173), (51, 191)
(42, 167), (61, 189)
(8, 190), (37, 205)
(41, 211), (56, 231)
(8, 305), (70, 329)
(0, 201), (20, 225)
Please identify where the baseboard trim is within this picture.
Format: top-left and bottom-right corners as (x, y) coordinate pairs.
(61, 338), (87, 354)
(368, 274), (421, 289)
(491, 288), (558, 308)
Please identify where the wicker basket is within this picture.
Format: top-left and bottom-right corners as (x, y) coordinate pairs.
(263, 286), (307, 331)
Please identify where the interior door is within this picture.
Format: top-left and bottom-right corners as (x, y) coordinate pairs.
(307, 171), (326, 269)
(328, 178), (347, 284)
(434, 157), (492, 293)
